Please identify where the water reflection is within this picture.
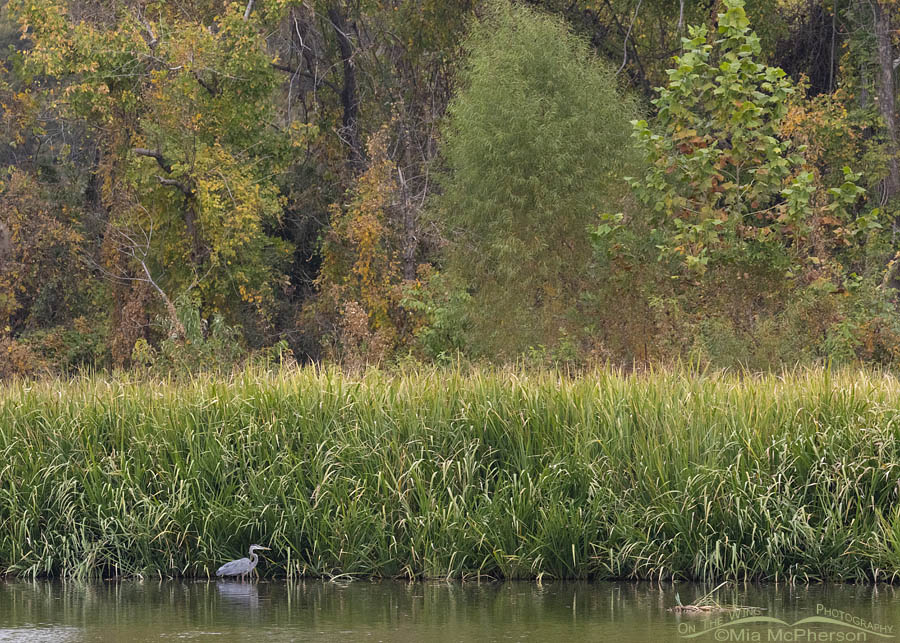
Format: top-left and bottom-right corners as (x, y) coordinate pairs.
(215, 580), (259, 603)
(0, 580), (899, 642)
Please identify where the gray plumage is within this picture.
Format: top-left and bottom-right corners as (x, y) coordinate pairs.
(216, 544), (270, 579)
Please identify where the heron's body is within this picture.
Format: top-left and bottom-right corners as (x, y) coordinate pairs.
(216, 545), (270, 580)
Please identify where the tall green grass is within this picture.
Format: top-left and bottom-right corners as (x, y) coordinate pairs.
(2, 365), (900, 582)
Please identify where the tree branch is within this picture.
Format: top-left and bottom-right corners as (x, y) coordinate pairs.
(193, 71), (218, 96)
(133, 148), (173, 173)
(617, 0), (644, 76)
(328, 5), (364, 169)
(137, 256), (186, 339)
(271, 62), (341, 93)
(598, 0), (650, 95)
(136, 12), (158, 49)
(86, 220), (186, 339)
(157, 176), (192, 196)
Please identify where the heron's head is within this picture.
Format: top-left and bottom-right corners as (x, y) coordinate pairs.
(249, 544), (271, 552)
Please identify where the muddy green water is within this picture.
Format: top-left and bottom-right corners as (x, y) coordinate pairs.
(2, 580), (899, 642)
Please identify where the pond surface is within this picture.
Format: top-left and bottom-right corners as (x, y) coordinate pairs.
(1, 579), (899, 642)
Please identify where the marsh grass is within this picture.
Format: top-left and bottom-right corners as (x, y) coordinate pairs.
(2, 365), (900, 581)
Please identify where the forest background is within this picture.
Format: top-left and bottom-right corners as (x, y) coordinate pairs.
(3, 0), (900, 376)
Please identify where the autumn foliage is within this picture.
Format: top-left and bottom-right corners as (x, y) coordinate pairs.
(1, 0), (900, 373)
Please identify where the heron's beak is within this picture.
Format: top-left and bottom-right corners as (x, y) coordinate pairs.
(259, 546), (271, 551)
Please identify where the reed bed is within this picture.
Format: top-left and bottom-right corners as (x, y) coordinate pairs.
(2, 365), (900, 582)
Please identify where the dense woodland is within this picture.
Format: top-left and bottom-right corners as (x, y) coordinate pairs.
(2, 0), (900, 375)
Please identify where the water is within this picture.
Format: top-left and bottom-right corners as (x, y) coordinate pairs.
(2, 580), (900, 642)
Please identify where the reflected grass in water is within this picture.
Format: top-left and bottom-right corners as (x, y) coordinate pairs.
(2, 580), (900, 643)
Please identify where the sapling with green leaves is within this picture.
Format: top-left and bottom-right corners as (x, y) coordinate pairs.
(629, 0), (874, 274)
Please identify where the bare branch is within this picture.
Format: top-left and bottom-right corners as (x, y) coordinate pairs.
(272, 62), (341, 93)
(243, 0), (255, 21)
(271, 62), (296, 73)
(133, 148), (173, 173)
(193, 71), (218, 96)
(157, 176), (192, 196)
(617, 0), (644, 76)
(87, 219), (186, 338)
(137, 255), (185, 339)
(134, 11), (157, 48)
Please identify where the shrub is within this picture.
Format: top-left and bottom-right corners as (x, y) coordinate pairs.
(437, 0), (639, 357)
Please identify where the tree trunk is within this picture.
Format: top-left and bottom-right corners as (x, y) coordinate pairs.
(869, 1), (900, 291)
(873, 0), (900, 203)
(328, 4), (364, 170)
(397, 114), (419, 282)
(0, 221), (10, 262)
(156, 176), (205, 266)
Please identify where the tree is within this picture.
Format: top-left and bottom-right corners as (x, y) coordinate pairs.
(437, 0), (639, 357)
(630, 0), (874, 275)
(868, 0), (900, 203)
(314, 127), (414, 366)
(0, 170), (86, 333)
(9, 0), (302, 342)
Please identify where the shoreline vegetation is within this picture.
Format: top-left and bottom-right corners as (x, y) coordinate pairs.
(2, 365), (900, 582)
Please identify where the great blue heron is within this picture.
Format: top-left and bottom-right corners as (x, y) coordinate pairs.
(215, 545), (271, 580)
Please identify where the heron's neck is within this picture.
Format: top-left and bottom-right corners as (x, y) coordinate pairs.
(249, 552), (258, 565)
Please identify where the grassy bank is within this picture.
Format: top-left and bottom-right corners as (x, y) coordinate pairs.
(2, 366), (900, 582)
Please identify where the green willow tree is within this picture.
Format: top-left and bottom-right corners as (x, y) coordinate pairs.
(438, 0), (639, 357)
